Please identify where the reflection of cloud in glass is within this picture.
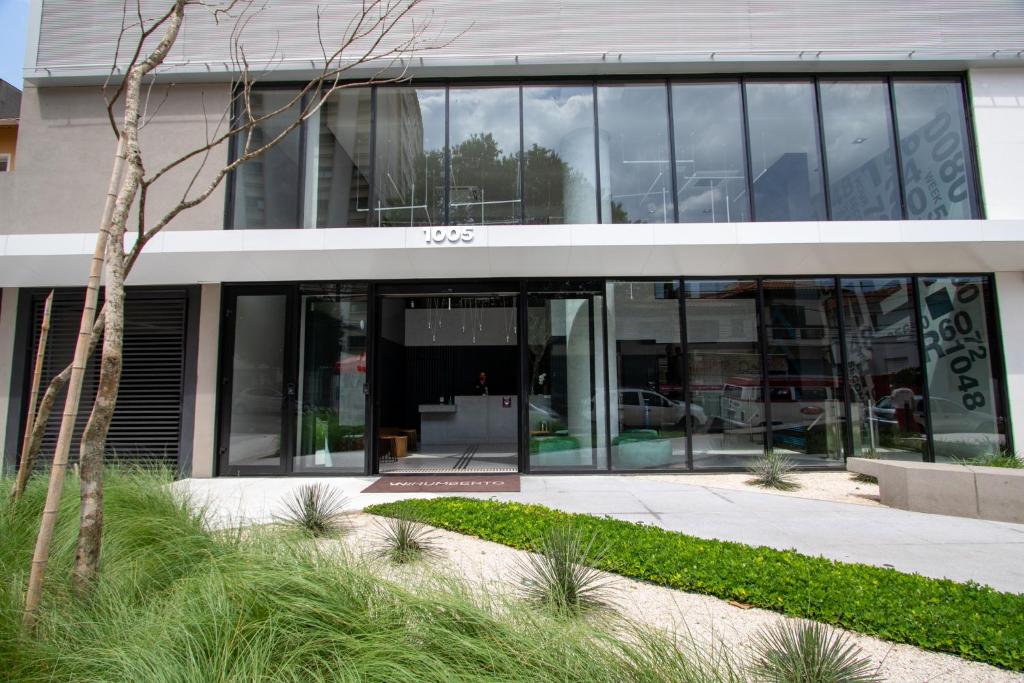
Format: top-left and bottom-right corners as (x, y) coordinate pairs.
(597, 84), (672, 224)
(523, 86), (594, 151)
(417, 90), (445, 151)
(522, 86), (597, 224)
(672, 82), (749, 223)
(819, 81), (893, 180)
(449, 87), (520, 155)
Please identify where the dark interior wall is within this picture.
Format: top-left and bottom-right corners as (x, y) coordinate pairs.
(377, 343), (518, 431)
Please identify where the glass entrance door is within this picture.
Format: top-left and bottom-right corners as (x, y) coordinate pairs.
(526, 284), (608, 471)
(219, 290), (291, 474)
(295, 286), (369, 473)
(218, 285), (369, 475)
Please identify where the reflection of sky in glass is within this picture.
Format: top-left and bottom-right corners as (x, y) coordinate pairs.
(820, 82), (894, 180)
(523, 86), (594, 152)
(449, 86), (520, 155)
(746, 82), (821, 173)
(893, 81), (975, 219)
(522, 85), (598, 224)
(672, 82), (749, 223)
(597, 84), (672, 223)
(746, 81), (825, 221)
(417, 89), (446, 152)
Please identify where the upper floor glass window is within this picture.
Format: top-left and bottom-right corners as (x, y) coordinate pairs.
(820, 80), (901, 221)
(304, 88), (372, 228)
(893, 80), (979, 221)
(597, 84), (672, 224)
(671, 81), (749, 223)
(745, 80), (827, 222)
(523, 85), (598, 225)
(232, 89), (302, 229)
(374, 87), (445, 227)
(227, 75), (981, 229)
(448, 86), (521, 225)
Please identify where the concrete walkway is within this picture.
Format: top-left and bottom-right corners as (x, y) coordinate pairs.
(176, 475), (1024, 594)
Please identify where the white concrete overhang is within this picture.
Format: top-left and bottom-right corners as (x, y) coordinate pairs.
(2, 220), (1024, 288)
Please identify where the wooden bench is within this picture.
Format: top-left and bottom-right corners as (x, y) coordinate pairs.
(378, 435), (408, 460)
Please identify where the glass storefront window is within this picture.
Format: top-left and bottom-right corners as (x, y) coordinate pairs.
(231, 90), (302, 228)
(449, 86), (522, 225)
(295, 286), (368, 473)
(607, 281), (687, 470)
(225, 294), (287, 469)
(304, 88), (372, 228)
(893, 81), (978, 220)
(528, 286), (608, 470)
(522, 85), (598, 224)
(597, 84), (673, 224)
(842, 278), (925, 460)
(762, 279), (845, 465)
(745, 81), (827, 221)
(918, 276), (1006, 460)
(671, 82), (750, 223)
(686, 280), (764, 469)
(374, 87), (445, 227)
(820, 80), (901, 221)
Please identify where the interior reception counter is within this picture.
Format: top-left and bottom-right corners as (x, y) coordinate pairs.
(419, 396), (517, 446)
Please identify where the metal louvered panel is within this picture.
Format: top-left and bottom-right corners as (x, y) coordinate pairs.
(31, 0), (1024, 78)
(26, 289), (188, 469)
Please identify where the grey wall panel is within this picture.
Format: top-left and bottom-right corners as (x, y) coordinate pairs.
(30, 0), (1024, 81)
(1, 84), (230, 234)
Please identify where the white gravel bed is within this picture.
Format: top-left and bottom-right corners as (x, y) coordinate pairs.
(326, 513), (1021, 682)
(636, 471), (883, 506)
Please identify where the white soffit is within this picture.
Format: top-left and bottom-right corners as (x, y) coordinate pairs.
(2, 221), (1024, 287)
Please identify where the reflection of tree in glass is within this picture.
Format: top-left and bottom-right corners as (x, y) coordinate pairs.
(450, 133), (520, 224)
(523, 144), (595, 224)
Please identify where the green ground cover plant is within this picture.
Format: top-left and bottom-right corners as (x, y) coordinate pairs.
(366, 497), (1024, 671)
(0, 470), (741, 682)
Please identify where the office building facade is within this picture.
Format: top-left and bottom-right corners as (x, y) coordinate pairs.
(2, 1), (1024, 477)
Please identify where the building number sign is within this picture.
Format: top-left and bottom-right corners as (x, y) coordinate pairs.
(422, 227), (475, 244)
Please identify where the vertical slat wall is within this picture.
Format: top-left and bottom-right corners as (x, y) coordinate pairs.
(24, 289), (188, 469)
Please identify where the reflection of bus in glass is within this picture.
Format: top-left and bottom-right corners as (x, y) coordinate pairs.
(723, 375), (843, 430)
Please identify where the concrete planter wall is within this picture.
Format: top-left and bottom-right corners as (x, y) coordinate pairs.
(847, 458), (1024, 524)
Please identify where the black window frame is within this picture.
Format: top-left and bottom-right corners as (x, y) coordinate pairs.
(224, 73), (984, 230)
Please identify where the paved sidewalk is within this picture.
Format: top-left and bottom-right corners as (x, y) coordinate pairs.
(177, 475), (1024, 594)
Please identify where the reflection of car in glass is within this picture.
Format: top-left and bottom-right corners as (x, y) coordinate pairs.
(722, 375), (842, 430)
(872, 395), (996, 434)
(617, 389), (707, 429)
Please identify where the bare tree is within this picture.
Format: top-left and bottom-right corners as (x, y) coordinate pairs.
(10, 291), (53, 503)
(23, 0), (453, 624)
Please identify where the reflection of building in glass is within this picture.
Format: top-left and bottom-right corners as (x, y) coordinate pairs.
(374, 88), (429, 226)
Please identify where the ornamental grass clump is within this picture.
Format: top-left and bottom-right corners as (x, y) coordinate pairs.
(749, 619), (881, 683)
(277, 482), (350, 537)
(748, 448), (800, 491)
(515, 524), (613, 616)
(956, 450), (1024, 469)
(1, 469), (743, 682)
(372, 514), (441, 564)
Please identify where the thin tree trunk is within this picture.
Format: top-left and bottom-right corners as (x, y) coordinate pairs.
(16, 311), (108, 503)
(71, 191), (129, 596)
(69, 0), (186, 598)
(11, 292), (54, 502)
(22, 135), (126, 629)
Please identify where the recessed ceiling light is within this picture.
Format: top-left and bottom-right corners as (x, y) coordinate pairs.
(852, 137), (867, 144)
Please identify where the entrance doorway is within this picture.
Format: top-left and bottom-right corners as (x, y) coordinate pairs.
(373, 289), (520, 473)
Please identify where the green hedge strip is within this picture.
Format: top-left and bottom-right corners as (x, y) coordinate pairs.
(365, 497), (1024, 671)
